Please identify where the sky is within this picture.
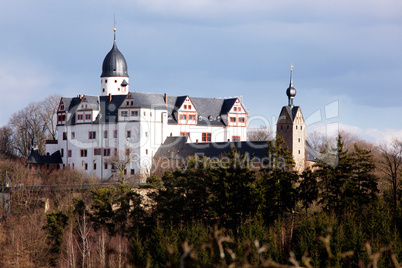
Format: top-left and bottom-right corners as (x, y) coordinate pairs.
(0, 0), (401, 144)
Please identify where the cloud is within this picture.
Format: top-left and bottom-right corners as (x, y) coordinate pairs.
(0, 59), (53, 125)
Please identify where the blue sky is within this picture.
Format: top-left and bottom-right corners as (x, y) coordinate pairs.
(1, 0), (401, 143)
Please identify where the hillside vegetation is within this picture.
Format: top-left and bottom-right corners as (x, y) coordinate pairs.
(0, 135), (401, 267)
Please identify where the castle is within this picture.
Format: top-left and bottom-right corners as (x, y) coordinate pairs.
(42, 28), (307, 180)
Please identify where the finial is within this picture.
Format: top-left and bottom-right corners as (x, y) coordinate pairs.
(286, 64), (296, 107)
(113, 15), (117, 41)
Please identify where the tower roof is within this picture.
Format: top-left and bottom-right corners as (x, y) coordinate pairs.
(101, 29), (128, 78)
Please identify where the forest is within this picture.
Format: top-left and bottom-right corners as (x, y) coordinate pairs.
(0, 97), (401, 267)
(0, 132), (401, 267)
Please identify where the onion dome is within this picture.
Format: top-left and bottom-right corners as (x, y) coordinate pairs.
(286, 65), (296, 106)
(101, 29), (129, 77)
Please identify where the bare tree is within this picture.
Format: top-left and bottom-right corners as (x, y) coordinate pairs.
(247, 126), (273, 141)
(39, 95), (61, 140)
(8, 95), (60, 157)
(76, 210), (91, 268)
(0, 126), (14, 158)
(107, 150), (133, 183)
(378, 139), (402, 214)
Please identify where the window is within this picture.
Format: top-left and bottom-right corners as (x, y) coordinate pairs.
(232, 136), (240, 142)
(298, 138), (301, 143)
(287, 125), (289, 129)
(85, 114), (91, 120)
(61, 148), (64, 157)
(202, 133), (212, 142)
(94, 148), (101, 155)
(93, 163), (97, 170)
(68, 150), (72, 157)
(131, 169), (135, 175)
(180, 132), (190, 137)
(103, 148), (111, 156)
(84, 163), (88, 170)
(230, 117), (236, 122)
(71, 132), (75, 139)
(105, 79), (108, 83)
(234, 107), (237, 111)
(102, 88), (105, 92)
(239, 118), (245, 123)
(298, 150), (301, 154)
(131, 110), (138, 116)
(114, 148), (117, 156)
(301, 126), (303, 130)
(63, 132), (67, 140)
(145, 132), (148, 137)
(113, 130), (117, 138)
(115, 80), (117, 83)
(77, 114), (83, 120)
(143, 111), (146, 116)
(180, 115), (183, 119)
(238, 107), (242, 112)
(124, 169), (127, 175)
(126, 101), (130, 105)
(184, 105), (187, 109)
(104, 163), (108, 169)
(127, 131), (131, 138)
(296, 125), (298, 129)
(89, 131), (96, 139)
(104, 131), (108, 138)
(125, 148), (131, 155)
(183, 115), (186, 120)
(146, 149), (148, 155)
(121, 111), (128, 117)
(188, 105), (192, 109)
(80, 149), (87, 157)
(131, 101), (134, 105)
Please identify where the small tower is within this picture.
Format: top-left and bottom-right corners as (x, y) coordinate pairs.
(276, 65), (306, 172)
(100, 24), (129, 96)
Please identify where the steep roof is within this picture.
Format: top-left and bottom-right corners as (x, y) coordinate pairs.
(166, 96), (236, 126)
(279, 105), (301, 123)
(28, 150), (62, 164)
(156, 137), (269, 160)
(101, 40), (129, 77)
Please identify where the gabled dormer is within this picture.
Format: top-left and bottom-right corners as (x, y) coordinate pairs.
(119, 92), (141, 121)
(221, 98), (247, 127)
(75, 95), (100, 124)
(174, 96), (198, 125)
(57, 98), (67, 125)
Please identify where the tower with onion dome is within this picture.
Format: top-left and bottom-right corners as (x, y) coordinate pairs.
(276, 65), (306, 172)
(100, 26), (129, 96)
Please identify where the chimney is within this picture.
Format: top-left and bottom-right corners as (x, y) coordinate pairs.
(164, 93), (168, 106)
(78, 94), (83, 100)
(109, 93), (112, 102)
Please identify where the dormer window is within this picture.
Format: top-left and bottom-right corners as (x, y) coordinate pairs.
(184, 105), (187, 109)
(234, 107), (237, 111)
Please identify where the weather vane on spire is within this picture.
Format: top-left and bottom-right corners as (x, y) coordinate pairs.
(290, 63), (294, 71)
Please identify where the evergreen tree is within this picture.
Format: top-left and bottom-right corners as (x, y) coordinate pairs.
(260, 136), (299, 224)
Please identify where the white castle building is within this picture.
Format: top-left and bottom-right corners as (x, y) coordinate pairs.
(45, 30), (250, 180)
